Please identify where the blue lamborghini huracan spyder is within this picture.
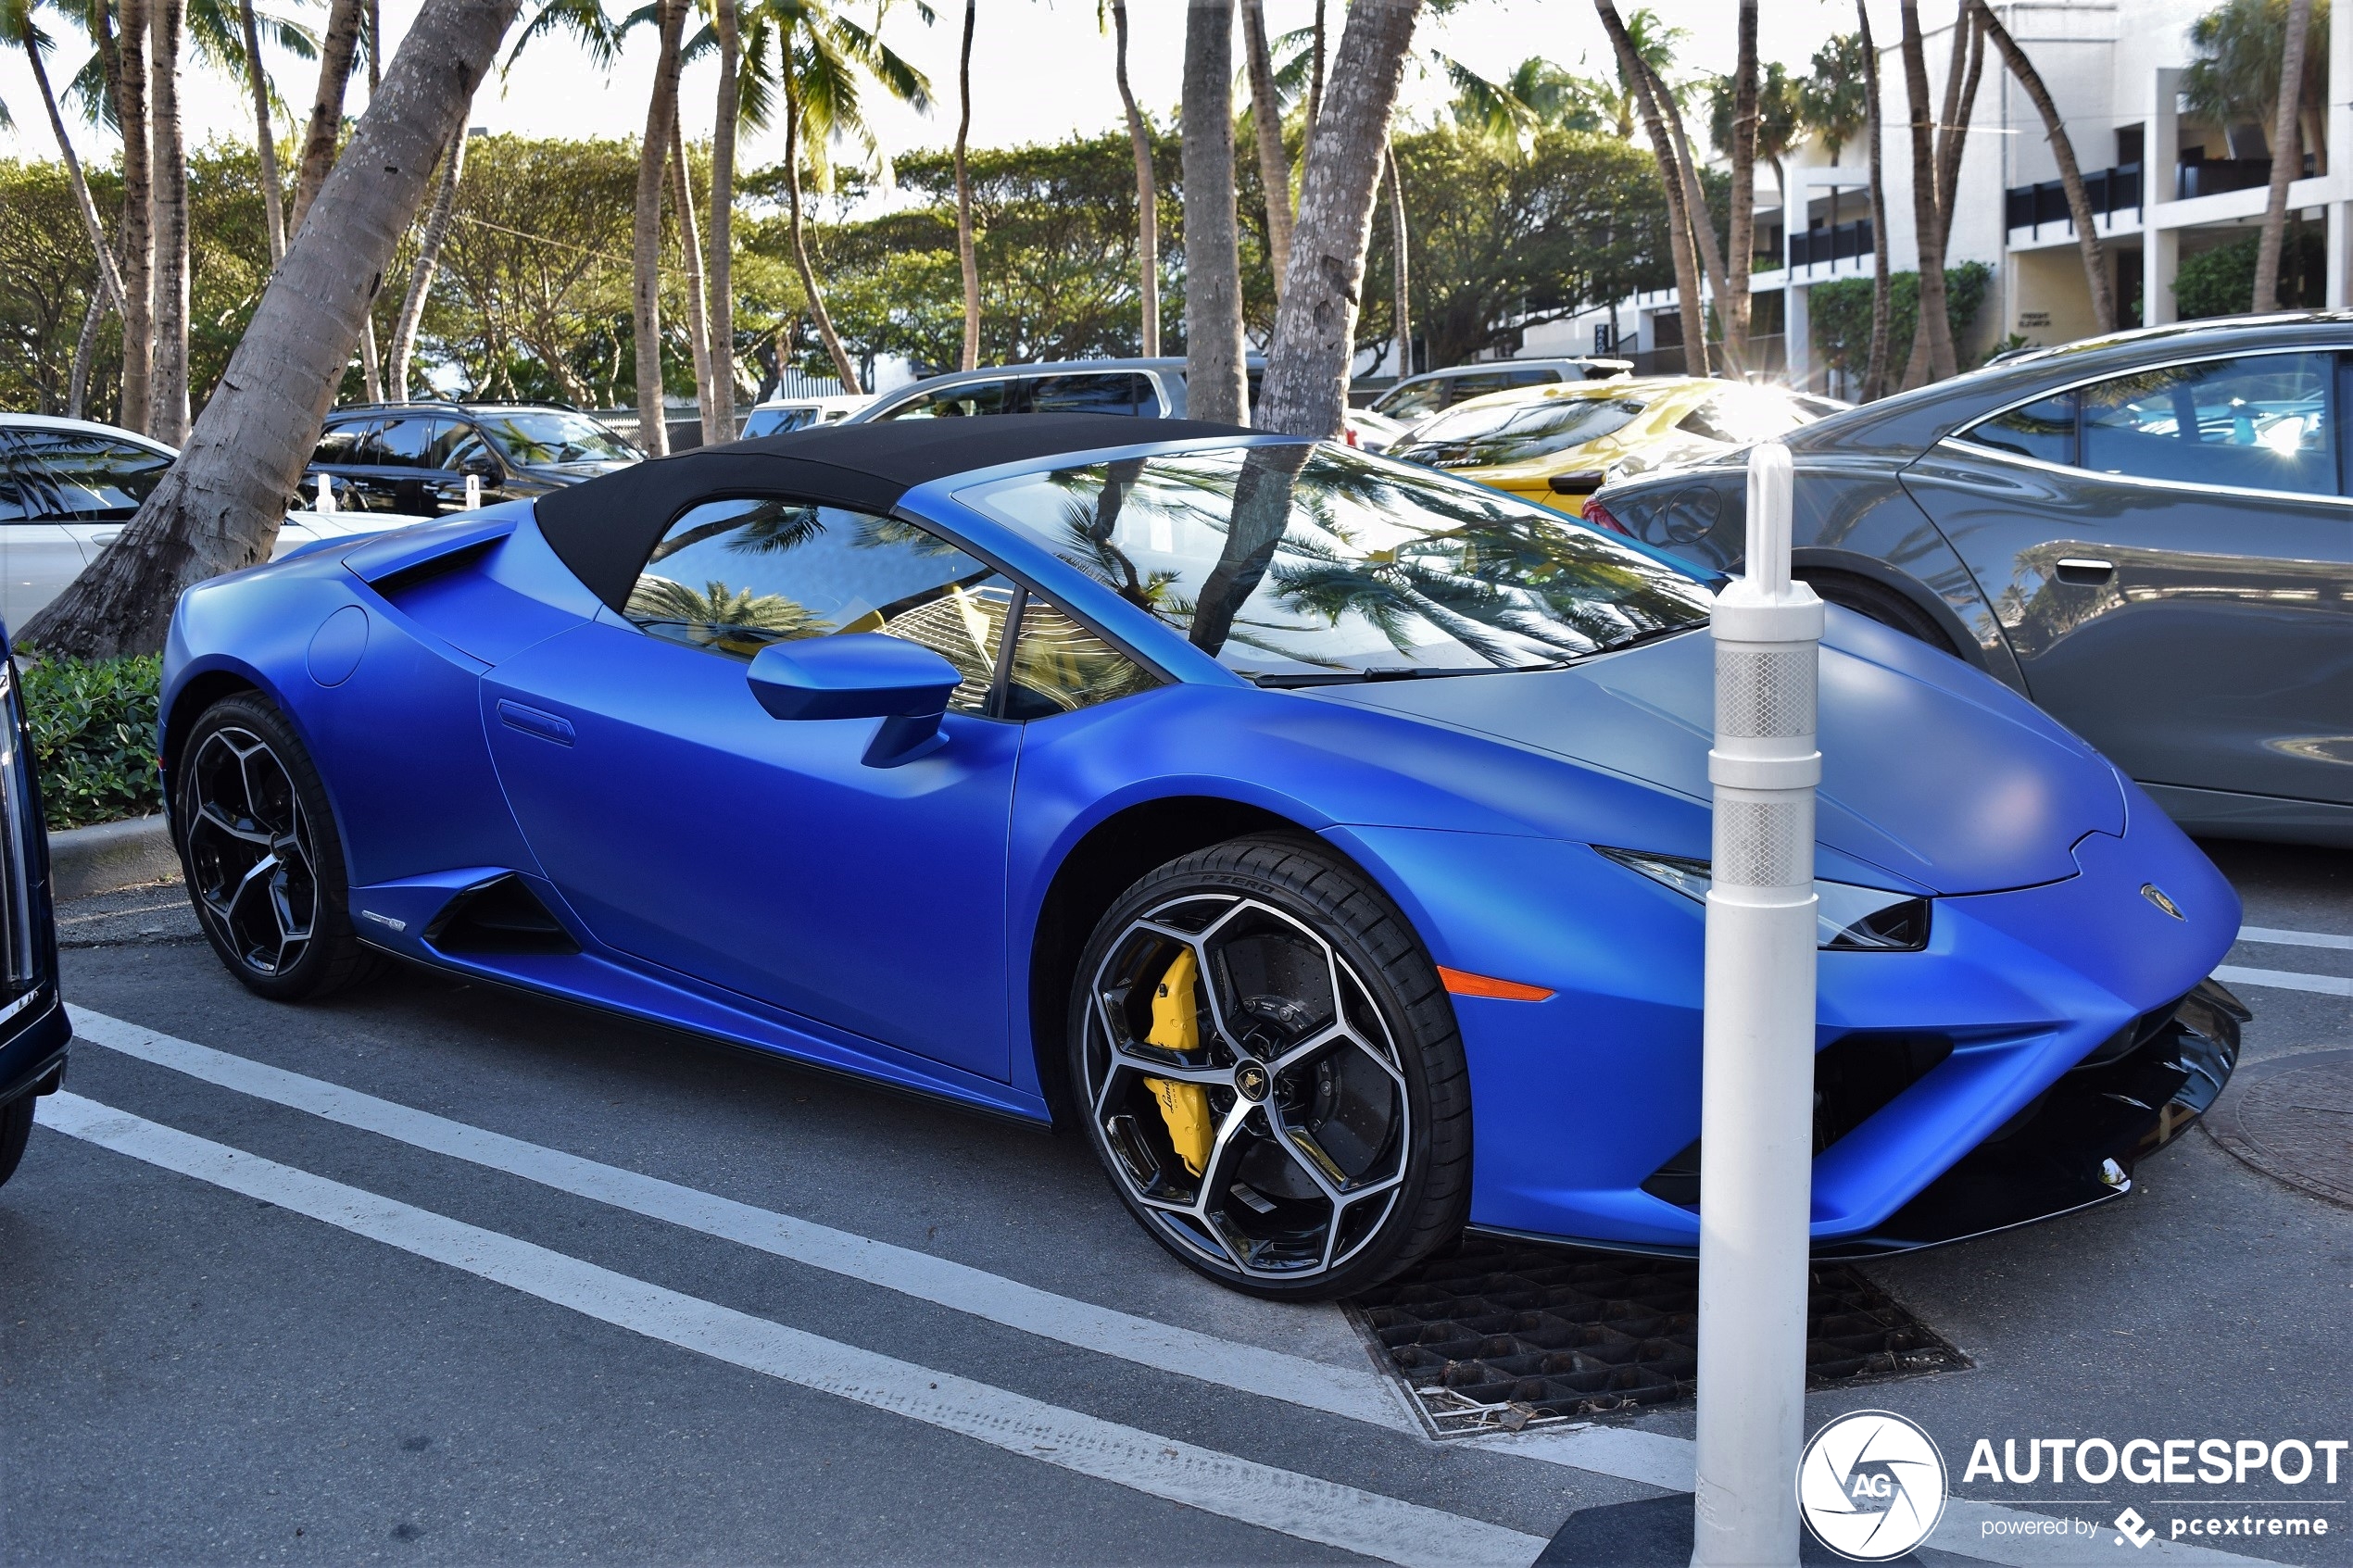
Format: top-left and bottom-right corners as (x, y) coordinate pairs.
(161, 413), (2246, 1298)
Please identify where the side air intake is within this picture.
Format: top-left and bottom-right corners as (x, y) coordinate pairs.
(422, 875), (579, 956)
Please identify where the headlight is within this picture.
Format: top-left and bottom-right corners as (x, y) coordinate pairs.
(1596, 847), (1931, 952)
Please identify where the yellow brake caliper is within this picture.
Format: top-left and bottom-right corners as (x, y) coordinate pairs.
(1141, 947), (1214, 1177)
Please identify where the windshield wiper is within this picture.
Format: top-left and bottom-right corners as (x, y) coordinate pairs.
(1252, 664), (1555, 688)
(1575, 621), (1706, 660)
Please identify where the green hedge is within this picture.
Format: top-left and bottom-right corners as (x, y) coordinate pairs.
(1808, 261), (1994, 379)
(19, 656), (164, 831)
(2174, 227), (2328, 319)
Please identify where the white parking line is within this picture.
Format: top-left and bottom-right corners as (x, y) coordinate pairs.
(2237, 926), (2353, 951)
(66, 1006), (1411, 1432)
(2212, 964), (2353, 998)
(34, 1090), (1548, 1568)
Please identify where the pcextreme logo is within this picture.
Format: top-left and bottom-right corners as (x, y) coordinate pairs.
(1797, 1410), (1949, 1562)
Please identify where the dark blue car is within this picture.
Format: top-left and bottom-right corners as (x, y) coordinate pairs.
(0, 625), (68, 1193)
(158, 415), (2244, 1297)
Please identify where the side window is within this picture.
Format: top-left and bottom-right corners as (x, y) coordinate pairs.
(879, 380), (1015, 420)
(443, 431), (498, 473)
(626, 498), (1012, 713)
(1001, 597), (1158, 719)
(422, 420), (471, 469)
(1029, 373), (1154, 416)
(2079, 353), (2334, 495)
(1962, 394), (2075, 465)
(13, 430), (172, 517)
(0, 436), (33, 521)
(371, 415), (440, 467)
(312, 420), (373, 465)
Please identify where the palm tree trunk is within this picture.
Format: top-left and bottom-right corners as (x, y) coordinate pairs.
(1931, 7), (1982, 255)
(20, 30), (129, 319)
(236, 0), (286, 264)
(1307, 0), (1326, 137)
(388, 124), (464, 399)
(1896, 0), (1956, 386)
(705, 0), (739, 440)
(1644, 53), (1740, 376)
(69, 286), (114, 420)
(1969, 0), (2110, 332)
(669, 112), (716, 440)
(632, 0), (686, 456)
(1598, 2), (1705, 379)
(21, 0), (522, 660)
(111, 0), (154, 434)
(1725, 0), (1756, 369)
(148, 0), (190, 442)
(950, 0), (980, 372)
(1181, 0), (1246, 426)
(1241, 0), (1291, 302)
(1858, 0), (1894, 402)
(2254, 0), (2314, 311)
(1387, 142), (1410, 379)
(291, 0), (363, 235)
(1256, 0), (1421, 438)
(1110, 0), (1158, 358)
(782, 73), (862, 395)
(358, 312), (382, 401)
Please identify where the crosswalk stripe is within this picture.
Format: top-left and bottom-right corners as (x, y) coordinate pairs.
(2212, 963), (2353, 997)
(2236, 925), (2353, 951)
(34, 1090), (1550, 1568)
(66, 1005), (1411, 1432)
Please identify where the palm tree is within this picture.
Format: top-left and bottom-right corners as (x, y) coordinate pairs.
(1799, 32), (1865, 164)
(235, 0), (285, 261)
(705, 0), (740, 440)
(289, 0), (359, 232)
(2, 0), (130, 332)
(1104, 0), (1157, 357)
(2185, 0), (2331, 165)
(632, 0), (686, 454)
(1255, 0), (1423, 438)
(1182, 0), (1245, 425)
(386, 121), (464, 397)
(1896, 0), (1957, 384)
(950, 0), (977, 370)
(1968, 0), (2113, 332)
(24, 0), (524, 659)
(148, 0), (189, 440)
(2254, 0), (2316, 310)
(1596, 0), (1705, 378)
(1722, 1), (1755, 369)
(670, 109), (715, 433)
(102, 0), (154, 433)
(1240, 0), (1291, 304)
(1856, 2), (1893, 401)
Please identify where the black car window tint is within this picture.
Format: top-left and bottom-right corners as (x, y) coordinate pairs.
(1960, 394), (2077, 465)
(879, 380), (1016, 420)
(443, 432), (497, 472)
(421, 420), (469, 469)
(1372, 380), (1451, 420)
(312, 420), (374, 465)
(625, 496), (1013, 714)
(1001, 595), (1159, 719)
(11, 430), (171, 517)
(2080, 353), (2334, 495)
(1028, 373), (1154, 417)
(371, 415), (440, 467)
(1397, 395), (1647, 469)
(0, 438), (31, 522)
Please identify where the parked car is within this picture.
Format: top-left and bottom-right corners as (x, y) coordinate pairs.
(303, 402), (640, 515)
(0, 616), (65, 1193)
(160, 413), (2241, 1298)
(0, 414), (408, 629)
(1365, 357), (1634, 428)
(848, 358), (1267, 424)
(1387, 377), (1843, 514)
(1341, 405), (1412, 454)
(739, 395), (873, 438)
(1589, 314), (2353, 847)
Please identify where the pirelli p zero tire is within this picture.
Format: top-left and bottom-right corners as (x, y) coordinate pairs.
(1069, 834), (1471, 1300)
(174, 693), (377, 1001)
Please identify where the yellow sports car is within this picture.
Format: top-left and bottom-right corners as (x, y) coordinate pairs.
(1385, 376), (1843, 521)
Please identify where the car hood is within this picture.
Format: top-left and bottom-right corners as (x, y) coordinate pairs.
(1301, 614), (2123, 896)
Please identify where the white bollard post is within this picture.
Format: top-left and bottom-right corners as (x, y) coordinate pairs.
(464, 472), (483, 511)
(316, 472), (336, 515)
(1691, 442), (1822, 1568)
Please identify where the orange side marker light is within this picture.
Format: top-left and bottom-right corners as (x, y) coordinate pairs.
(1437, 965), (1555, 1002)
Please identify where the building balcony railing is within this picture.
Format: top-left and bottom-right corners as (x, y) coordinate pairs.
(1788, 220), (1873, 268)
(2174, 153), (2317, 200)
(2005, 162), (2142, 232)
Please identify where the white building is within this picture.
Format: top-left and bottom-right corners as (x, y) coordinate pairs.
(1516, 0), (2353, 395)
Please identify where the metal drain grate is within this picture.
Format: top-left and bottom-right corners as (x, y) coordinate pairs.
(1347, 1234), (1966, 1437)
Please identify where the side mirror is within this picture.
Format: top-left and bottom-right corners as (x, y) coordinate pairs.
(746, 634), (963, 767)
(459, 452), (502, 479)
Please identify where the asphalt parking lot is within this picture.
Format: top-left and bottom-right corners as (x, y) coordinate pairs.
(3, 839), (2346, 1567)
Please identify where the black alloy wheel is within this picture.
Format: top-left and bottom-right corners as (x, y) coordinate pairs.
(175, 694), (376, 1000)
(1071, 834), (1471, 1299)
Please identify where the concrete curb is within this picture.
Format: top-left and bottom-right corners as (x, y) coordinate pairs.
(49, 814), (178, 901)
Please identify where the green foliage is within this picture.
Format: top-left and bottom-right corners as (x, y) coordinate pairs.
(1807, 261), (1995, 377)
(2184, 0), (2330, 132)
(2174, 225), (2329, 317)
(19, 656), (163, 831)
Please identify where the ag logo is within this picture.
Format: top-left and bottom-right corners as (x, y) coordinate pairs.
(1796, 1410), (1948, 1561)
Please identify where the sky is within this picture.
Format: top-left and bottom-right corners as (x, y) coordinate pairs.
(0, 1), (1944, 182)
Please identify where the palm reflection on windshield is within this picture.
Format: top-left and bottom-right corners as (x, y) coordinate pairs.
(963, 443), (1714, 682)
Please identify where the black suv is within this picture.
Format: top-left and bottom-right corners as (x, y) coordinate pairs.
(302, 402), (641, 516)
(0, 621), (65, 1193)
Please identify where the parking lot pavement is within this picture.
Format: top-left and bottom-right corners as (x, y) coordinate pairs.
(4, 841), (2347, 1567)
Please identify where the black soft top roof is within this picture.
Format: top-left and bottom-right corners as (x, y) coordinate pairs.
(535, 412), (1257, 610)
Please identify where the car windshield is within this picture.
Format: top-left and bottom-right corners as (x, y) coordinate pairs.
(1391, 395), (1648, 468)
(958, 444), (1713, 683)
(474, 409), (638, 465)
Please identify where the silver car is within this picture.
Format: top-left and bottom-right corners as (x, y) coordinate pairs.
(1589, 316), (2353, 847)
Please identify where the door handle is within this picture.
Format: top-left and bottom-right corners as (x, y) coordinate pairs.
(497, 699), (576, 746)
(2055, 558), (2115, 585)
(91, 531), (122, 546)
